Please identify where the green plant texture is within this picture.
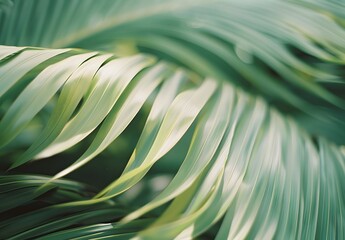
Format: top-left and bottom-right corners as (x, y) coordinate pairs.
(0, 0), (344, 239)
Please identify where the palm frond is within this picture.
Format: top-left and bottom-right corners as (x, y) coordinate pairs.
(1, 0), (344, 144)
(0, 0), (345, 239)
(0, 174), (128, 239)
(0, 46), (344, 239)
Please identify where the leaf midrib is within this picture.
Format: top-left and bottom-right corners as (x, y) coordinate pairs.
(51, 0), (213, 48)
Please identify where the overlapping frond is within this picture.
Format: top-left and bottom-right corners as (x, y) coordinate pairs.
(1, 0), (344, 144)
(0, 46), (344, 239)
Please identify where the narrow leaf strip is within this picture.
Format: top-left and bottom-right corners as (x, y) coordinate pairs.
(0, 51), (97, 148)
(36, 55), (153, 159)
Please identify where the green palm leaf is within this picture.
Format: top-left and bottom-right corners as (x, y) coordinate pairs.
(0, 0), (344, 239)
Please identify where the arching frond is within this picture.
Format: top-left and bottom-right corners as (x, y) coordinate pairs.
(0, 46), (344, 239)
(1, 0), (344, 144)
(0, 0), (344, 239)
